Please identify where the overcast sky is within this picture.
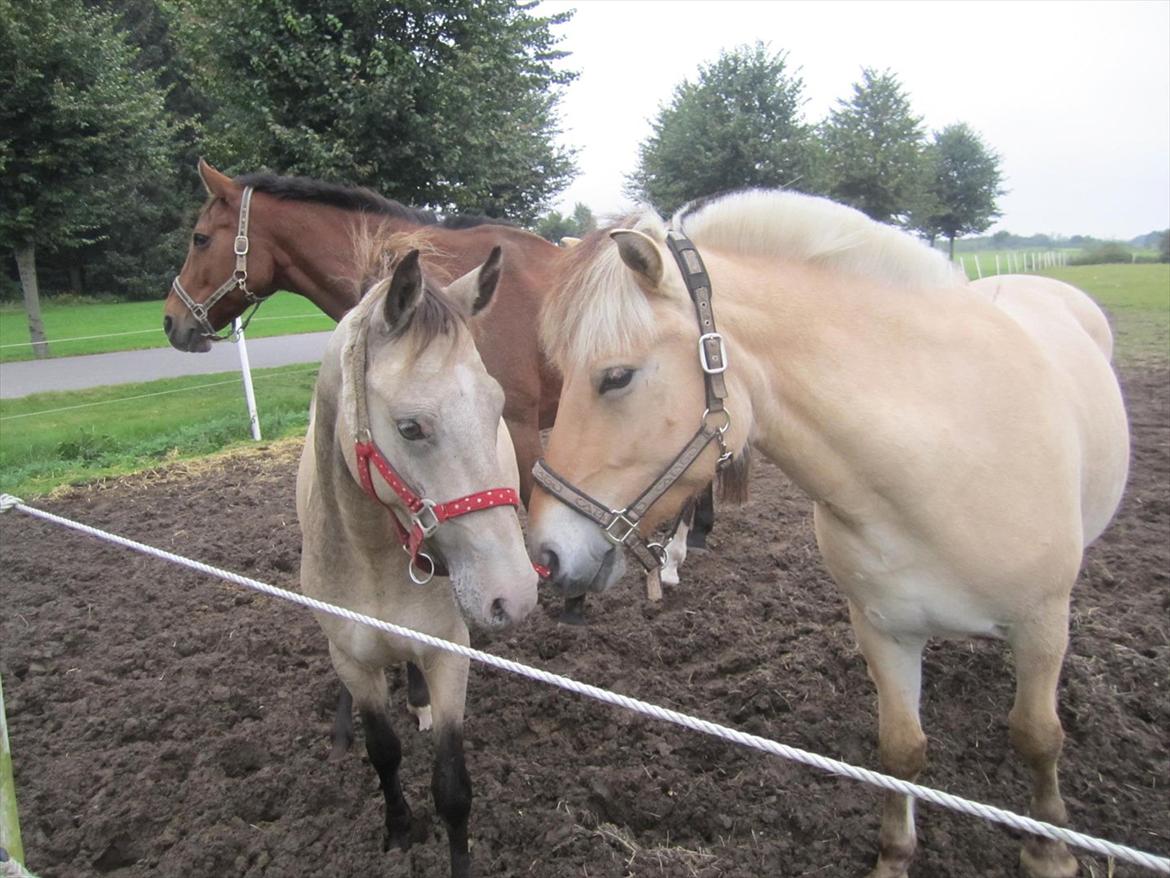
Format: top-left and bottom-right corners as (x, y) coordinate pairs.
(540, 0), (1170, 240)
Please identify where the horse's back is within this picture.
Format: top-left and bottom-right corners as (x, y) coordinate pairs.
(969, 274), (1129, 544)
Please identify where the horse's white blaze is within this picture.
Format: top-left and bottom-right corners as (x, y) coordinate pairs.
(660, 521), (690, 587)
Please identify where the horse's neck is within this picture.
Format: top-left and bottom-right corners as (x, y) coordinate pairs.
(268, 203), (421, 321)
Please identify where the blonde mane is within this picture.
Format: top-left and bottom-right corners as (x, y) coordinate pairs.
(674, 189), (963, 291)
(542, 189), (965, 370)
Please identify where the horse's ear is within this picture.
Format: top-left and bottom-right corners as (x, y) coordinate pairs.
(446, 246), (503, 316)
(383, 250), (425, 330)
(197, 158), (238, 201)
(610, 229), (663, 290)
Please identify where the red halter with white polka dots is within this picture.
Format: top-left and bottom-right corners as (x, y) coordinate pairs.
(354, 436), (522, 580)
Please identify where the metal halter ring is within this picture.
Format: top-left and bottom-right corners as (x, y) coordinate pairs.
(604, 510), (638, 545)
(408, 552), (436, 585)
(702, 408), (732, 434)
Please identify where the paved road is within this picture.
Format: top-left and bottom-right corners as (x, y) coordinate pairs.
(0, 331), (334, 399)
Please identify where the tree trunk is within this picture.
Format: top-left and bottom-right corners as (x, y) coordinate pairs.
(948, 235), (956, 261)
(68, 264), (83, 295)
(14, 244), (50, 359)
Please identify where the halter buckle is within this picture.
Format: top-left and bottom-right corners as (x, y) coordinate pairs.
(190, 302), (208, 321)
(234, 235), (249, 256)
(698, 332), (728, 374)
(604, 510), (638, 545)
(412, 500), (441, 538)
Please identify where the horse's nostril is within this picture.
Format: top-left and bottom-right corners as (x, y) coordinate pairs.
(490, 598), (509, 624)
(163, 315), (173, 335)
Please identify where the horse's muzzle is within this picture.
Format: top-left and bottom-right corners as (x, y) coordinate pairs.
(163, 315), (212, 353)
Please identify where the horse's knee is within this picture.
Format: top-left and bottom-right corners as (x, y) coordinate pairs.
(879, 730), (927, 780)
(1008, 707), (1064, 768)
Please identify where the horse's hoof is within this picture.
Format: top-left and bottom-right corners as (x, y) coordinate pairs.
(558, 596), (588, 626)
(383, 812), (426, 852)
(1020, 843), (1078, 878)
(408, 703), (433, 732)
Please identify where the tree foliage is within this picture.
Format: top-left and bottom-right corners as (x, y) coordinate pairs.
(0, 0), (177, 254)
(534, 202), (595, 242)
(821, 68), (925, 224)
(174, 0), (576, 221)
(626, 43), (818, 214)
(907, 123), (1004, 256)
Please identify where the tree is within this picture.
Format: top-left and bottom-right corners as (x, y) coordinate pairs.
(174, 0), (576, 222)
(1158, 230), (1170, 263)
(0, 0), (177, 352)
(534, 202), (595, 242)
(908, 123), (1004, 258)
(626, 43), (818, 214)
(821, 69), (926, 224)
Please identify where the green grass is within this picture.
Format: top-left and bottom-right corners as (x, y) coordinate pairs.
(0, 363), (318, 496)
(0, 293), (334, 363)
(1038, 263), (1170, 364)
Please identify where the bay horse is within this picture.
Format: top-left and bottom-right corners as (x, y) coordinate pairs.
(297, 235), (537, 877)
(527, 189), (1129, 878)
(164, 159), (561, 504)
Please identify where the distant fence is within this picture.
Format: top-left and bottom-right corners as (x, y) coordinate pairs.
(956, 250), (1069, 280)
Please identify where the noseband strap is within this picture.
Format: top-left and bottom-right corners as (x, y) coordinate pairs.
(532, 229), (734, 573)
(347, 304), (532, 584)
(170, 186), (273, 340)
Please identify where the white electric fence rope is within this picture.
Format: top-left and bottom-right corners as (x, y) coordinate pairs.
(1, 495), (1166, 875)
(0, 313), (330, 350)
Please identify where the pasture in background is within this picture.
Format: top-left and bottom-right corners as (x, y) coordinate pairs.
(0, 294), (332, 363)
(0, 264), (1165, 498)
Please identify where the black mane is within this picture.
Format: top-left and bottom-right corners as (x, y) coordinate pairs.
(234, 172), (510, 229)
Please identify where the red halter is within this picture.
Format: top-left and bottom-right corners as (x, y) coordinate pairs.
(354, 436), (532, 582)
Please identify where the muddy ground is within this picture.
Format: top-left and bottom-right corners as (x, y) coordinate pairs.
(1, 365), (1166, 878)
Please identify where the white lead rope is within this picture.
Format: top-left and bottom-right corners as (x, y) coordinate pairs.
(1, 494), (1166, 874)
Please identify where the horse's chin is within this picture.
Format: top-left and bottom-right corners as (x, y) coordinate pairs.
(551, 546), (624, 599)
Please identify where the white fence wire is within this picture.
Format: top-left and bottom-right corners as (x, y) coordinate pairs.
(1, 495), (1167, 875)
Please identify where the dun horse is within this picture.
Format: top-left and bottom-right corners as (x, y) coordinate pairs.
(298, 238), (537, 877)
(528, 189), (1129, 878)
(165, 160), (561, 504)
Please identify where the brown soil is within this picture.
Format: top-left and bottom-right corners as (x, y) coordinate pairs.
(2, 365), (1167, 878)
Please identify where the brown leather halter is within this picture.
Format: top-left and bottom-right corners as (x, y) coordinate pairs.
(532, 230), (733, 572)
(170, 186), (273, 340)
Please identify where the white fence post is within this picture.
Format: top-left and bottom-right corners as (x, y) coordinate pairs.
(973, 255), (983, 279)
(995, 254), (1001, 276)
(233, 318), (262, 441)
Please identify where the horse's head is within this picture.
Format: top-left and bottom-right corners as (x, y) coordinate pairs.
(530, 214), (748, 598)
(338, 241), (537, 629)
(164, 160), (279, 352)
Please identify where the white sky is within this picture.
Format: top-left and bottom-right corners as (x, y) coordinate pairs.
(540, 0), (1170, 240)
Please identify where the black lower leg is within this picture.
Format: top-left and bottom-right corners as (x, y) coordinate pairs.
(687, 486), (715, 549)
(331, 682), (355, 759)
(361, 709), (415, 851)
(432, 727), (472, 878)
(406, 662), (430, 712)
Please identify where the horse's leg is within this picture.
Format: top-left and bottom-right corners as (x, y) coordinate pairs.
(329, 643), (419, 852)
(849, 602), (928, 878)
(421, 649), (473, 878)
(686, 483), (715, 550)
(330, 681), (355, 760)
(1009, 610), (1078, 878)
(406, 661), (432, 731)
(659, 502), (694, 587)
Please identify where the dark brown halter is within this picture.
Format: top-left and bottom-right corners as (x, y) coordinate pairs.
(532, 230), (733, 572)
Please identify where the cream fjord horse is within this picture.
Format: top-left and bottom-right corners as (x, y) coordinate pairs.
(528, 190), (1129, 878)
(297, 240), (537, 878)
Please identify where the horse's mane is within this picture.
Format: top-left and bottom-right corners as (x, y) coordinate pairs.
(350, 227), (467, 355)
(672, 189), (962, 289)
(235, 172), (510, 230)
(541, 189), (964, 370)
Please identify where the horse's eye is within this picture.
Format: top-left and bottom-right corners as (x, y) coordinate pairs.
(599, 367), (635, 395)
(397, 419), (426, 441)
(192, 233), (210, 248)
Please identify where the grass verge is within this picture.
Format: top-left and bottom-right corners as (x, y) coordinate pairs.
(0, 294), (333, 363)
(0, 363), (318, 496)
